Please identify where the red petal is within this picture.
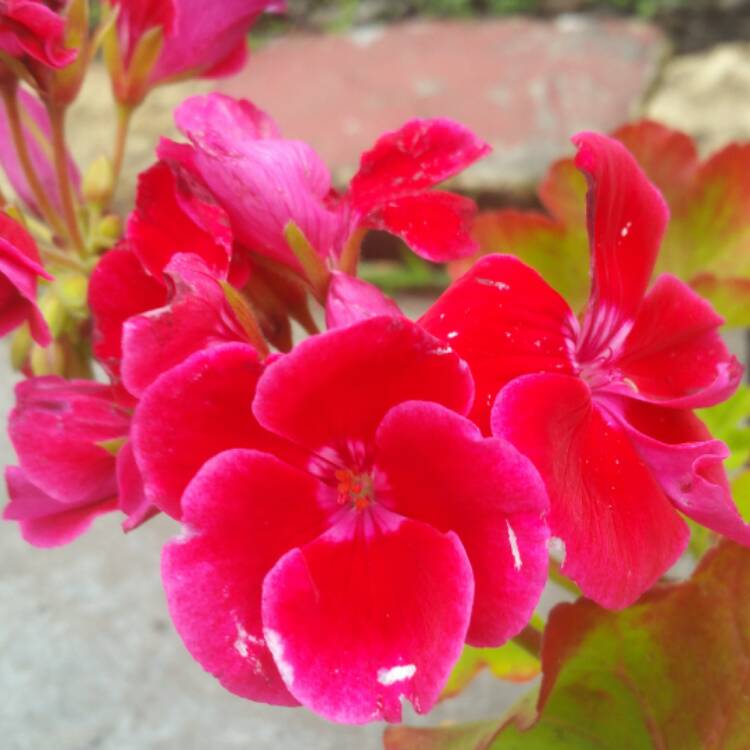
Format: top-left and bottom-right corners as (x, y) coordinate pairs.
(622, 399), (750, 545)
(128, 160), (232, 280)
(261, 515), (474, 723)
(420, 254), (575, 433)
(254, 316), (473, 452)
(365, 191), (479, 262)
(162, 449), (328, 706)
(3, 466), (117, 548)
(88, 246), (167, 376)
(375, 401), (548, 646)
(120, 253), (247, 397)
(325, 271), (401, 330)
(573, 132), (669, 360)
(132, 343), (288, 518)
(9, 377), (128, 507)
(116, 441), (158, 532)
(349, 118), (489, 214)
(613, 274), (743, 408)
(493, 373), (689, 609)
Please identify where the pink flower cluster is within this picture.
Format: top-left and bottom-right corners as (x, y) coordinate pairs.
(0, 7), (747, 724)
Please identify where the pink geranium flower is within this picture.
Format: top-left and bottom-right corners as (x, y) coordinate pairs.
(0, 210), (51, 345)
(154, 317), (549, 722)
(112, 0), (284, 94)
(167, 93), (490, 271)
(2, 377), (152, 546)
(422, 132), (749, 609)
(0, 0), (75, 70)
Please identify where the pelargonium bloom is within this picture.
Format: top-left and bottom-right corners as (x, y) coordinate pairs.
(111, 0), (284, 101)
(157, 317), (549, 723)
(0, 0), (75, 70)
(166, 93), (490, 271)
(422, 132), (749, 609)
(0, 210), (51, 345)
(2, 376), (151, 546)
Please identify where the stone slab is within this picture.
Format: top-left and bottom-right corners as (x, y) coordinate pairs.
(222, 17), (668, 195)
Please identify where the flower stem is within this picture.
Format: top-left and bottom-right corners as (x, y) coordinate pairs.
(0, 85), (68, 240)
(339, 227), (366, 276)
(46, 102), (85, 254)
(549, 559), (581, 596)
(512, 624), (542, 659)
(107, 103), (132, 209)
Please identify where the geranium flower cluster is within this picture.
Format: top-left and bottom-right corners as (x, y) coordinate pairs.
(1, 0), (748, 729)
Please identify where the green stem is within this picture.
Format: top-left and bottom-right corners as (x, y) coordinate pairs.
(47, 102), (85, 254)
(0, 86), (68, 240)
(107, 103), (132, 209)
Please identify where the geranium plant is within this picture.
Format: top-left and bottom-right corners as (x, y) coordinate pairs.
(2, 2), (750, 747)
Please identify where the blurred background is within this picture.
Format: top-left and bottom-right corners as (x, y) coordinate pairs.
(2, 1), (750, 748)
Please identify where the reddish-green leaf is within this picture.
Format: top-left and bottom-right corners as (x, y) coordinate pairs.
(387, 542), (750, 750)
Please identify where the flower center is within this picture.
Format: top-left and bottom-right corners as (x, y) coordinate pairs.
(335, 469), (374, 511)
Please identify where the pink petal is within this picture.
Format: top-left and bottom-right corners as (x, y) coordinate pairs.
(420, 254), (576, 433)
(9, 377), (128, 506)
(88, 246), (167, 377)
(325, 271), (401, 330)
(254, 316), (474, 452)
(573, 132), (669, 361)
(364, 191), (479, 262)
(128, 160), (232, 280)
(117, 441), (158, 532)
(0, 211), (51, 345)
(0, 89), (79, 217)
(4, 466), (117, 548)
(132, 343), (289, 518)
(0, 1), (77, 68)
(622, 399), (750, 545)
(151, 0), (282, 82)
(162, 449), (326, 706)
(611, 274), (743, 408)
(174, 94), (343, 267)
(375, 401), (548, 646)
(493, 373), (689, 609)
(262, 515), (474, 723)
(348, 118), (490, 214)
(120, 253), (247, 397)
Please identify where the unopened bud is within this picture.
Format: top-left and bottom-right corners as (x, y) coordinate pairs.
(83, 155), (115, 205)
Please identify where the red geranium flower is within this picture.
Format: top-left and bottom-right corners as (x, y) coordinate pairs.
(166, 93), (490, 272)
(422, 132), (749, 609)
(0, 0), (75, 70)
(151, 317), (549, 722)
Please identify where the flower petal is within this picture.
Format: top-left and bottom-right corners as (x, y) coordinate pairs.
(116, 441), (157, 532)
(420, 254), (575, 433)
(120, 253), (247, 397)
(348, 118), (489, 214)
(3, 466), (117, 548)
(128, 160), (232, 279)
(88, 246), (166, 376)
(162, 449), (327, 706)
(132, 343), (287, 518)
(375, 400), (548, 646)
(612, 274), (743, 408)
(574, 132), (669, 360)
(254, 316), (474, 452)
(325, 271), (401, 330)
(622, 399), (750, 546)
(365, 191), (479, 262)
(262, 515), (474, 723)
(9, 377), (127, 506)
(493, 373), (689, 609)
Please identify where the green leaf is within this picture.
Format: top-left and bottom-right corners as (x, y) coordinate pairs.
(442, 641), (540, 701)
(388, 541), (750, 750)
